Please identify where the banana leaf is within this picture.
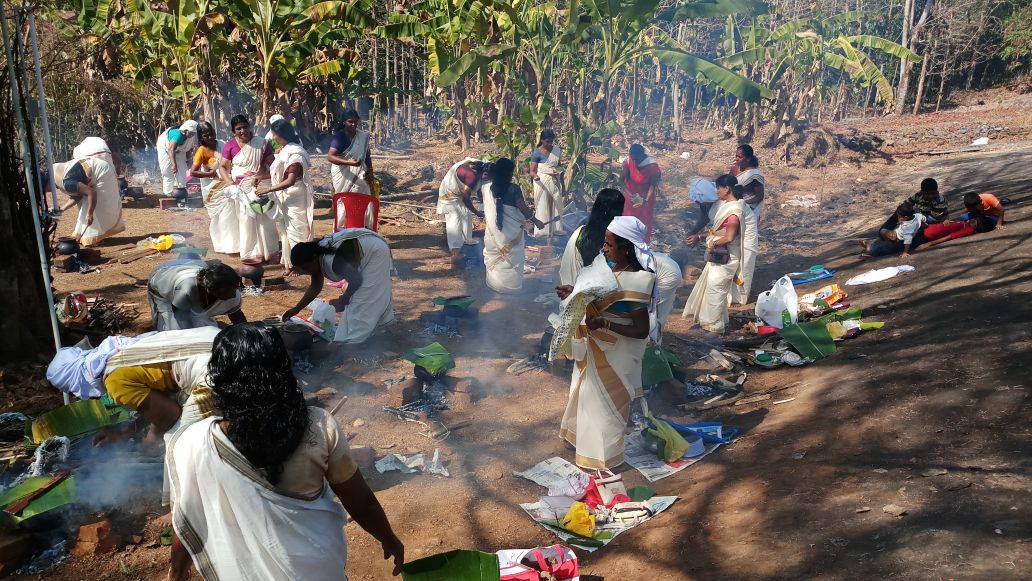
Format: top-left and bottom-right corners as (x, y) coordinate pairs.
(778, 321), (836, 360)
(642, 345), (680, 386)
(432, 296), (475, 310)
(31, 399), (113, 444)
(0, 475), (77, 527)
(402, 550), (500, 581)
(402, 343), (456, 377)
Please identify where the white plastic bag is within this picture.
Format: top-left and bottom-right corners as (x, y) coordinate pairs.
(755, 276), (798, 329)
(307, 298), (337, 341)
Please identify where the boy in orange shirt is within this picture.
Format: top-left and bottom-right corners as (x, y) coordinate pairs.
(961, 192), (1005, 227)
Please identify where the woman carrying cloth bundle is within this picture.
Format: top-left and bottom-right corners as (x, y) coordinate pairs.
(481, 157), (546, 294)
(621, 143), (661, 241)
(682, 174), (749, 334)
(530, 129), (565, 238)
(555, 216), (656, 469)
(284, 228), (395, 344)
(219, 114), (276, 265)
(255, 119), (314, 271)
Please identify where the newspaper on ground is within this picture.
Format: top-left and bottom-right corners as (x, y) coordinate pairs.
(624, 431), (722, 482)
(514, 456), (676, 552)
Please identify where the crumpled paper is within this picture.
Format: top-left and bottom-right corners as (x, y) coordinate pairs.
(374, 448), (450, 477)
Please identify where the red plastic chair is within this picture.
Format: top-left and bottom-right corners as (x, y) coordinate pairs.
(332, 192), (380, 232)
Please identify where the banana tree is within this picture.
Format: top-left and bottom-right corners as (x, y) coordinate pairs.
(222, 0), (372, 122)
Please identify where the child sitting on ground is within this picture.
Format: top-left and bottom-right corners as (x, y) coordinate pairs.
(860, 201), (927, 258)
(914, 213), (996, 252)
(958, 192), (1005, 228)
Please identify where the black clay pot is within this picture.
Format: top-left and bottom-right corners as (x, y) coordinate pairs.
(55, 237), (80, 256)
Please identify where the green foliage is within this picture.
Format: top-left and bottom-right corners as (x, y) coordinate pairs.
(1002, 2), (1032, 68)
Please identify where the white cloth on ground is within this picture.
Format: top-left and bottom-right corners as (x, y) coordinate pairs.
(845, 265), (915, 286)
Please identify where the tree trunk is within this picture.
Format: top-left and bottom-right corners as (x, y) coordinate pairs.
(935, 69), (947, 112)
(913, 49), (930, 115)
(453, 82), (470, 151)
(0, 22), (56, 362)
(894, 0), (934, 115)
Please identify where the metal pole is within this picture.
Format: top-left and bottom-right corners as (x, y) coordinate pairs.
(28, 14), (58, 213)
(1, 5), (66, 404)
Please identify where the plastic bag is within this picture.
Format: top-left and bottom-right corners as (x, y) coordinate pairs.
(561, 502), (596, 537)
(646, 415), (690, 462)
(307, 299), (337, 341)
(755, 276), (798, 329)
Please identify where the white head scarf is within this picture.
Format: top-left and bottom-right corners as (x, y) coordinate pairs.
(606, 216), (655, 273)
(72, 137), (111, 160)
(737, 168), (764, 186)
(265, 114), (286, 141)
(179, 120), (199, 134)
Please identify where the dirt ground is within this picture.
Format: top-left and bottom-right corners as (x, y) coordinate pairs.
(7, 94), (1032, 579)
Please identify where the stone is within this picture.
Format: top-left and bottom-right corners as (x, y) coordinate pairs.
(72, 519), (121, 556)
(882, 504), (907, 517)
(352, 418), (366, 427)
(390, 378), (423, 406)
(349, 445), (376, 468)
(315, 387), (337, 398)
(450, 390), (474, 411)
(452, 379), (474, 394)
(0, 534), (31, 576)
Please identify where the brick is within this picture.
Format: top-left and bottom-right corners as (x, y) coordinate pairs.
(390, 378), (423, 407)
(452, 379), (474, 394)
(450, 390), (474, 411)
(349, 445), (376, 468)
(77, 520), (112, 543)
(158, 197), (178, 210)
(72, 519), (121, 556)
(0, 534), (31, 576)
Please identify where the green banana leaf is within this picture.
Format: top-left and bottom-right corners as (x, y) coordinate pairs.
(402, 550), (500, 581)
(642, 345), (680, 386)
(817, 307), (862, 323)
(432, 296), (475, 310)
(402, 343), (456, 377)
(0, 475), (77, 526)
(31, 399), (113, 444)
(778, 321), (836, 360)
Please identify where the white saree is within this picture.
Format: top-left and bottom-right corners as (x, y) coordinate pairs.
(730, 203), (759, 305)
(65, 157), (125, 247)
(271, 143), (314, 270)
(167, 418), (348, 581)
(532, 147), (563, 237)
(228, 137), (278, 264)
(558, 225), (588, 287)
(481, 183), (526, 294)
(320, 229), (395, 344)
(681, 200), (746, 333)
(330, 129), (371, 195)
(560, 270), (655, 469)
(437, 158), (479, 250)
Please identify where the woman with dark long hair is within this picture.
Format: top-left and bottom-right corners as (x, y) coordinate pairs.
(481, 157), (545, 293)
(328, 109), (374, 196)
(255, 118), (314, 271)
(167, 323), (404, 580)
(282, 227), (395, 343)
(558, 188), (625, 286)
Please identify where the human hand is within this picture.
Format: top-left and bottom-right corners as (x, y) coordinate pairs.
(686, 234), (700, 245)
(585, 315), (606, 330)
(255, 187), (269, 197)
(381, 534), (405, 576)
(532, 218), (546, 230)
(281, 308), (299, 321)
(555, 284), (574, 300)
(900, 252), (910, 259)
(86, 213), (94, 226)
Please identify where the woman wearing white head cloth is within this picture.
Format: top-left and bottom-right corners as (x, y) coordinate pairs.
(157, 120), (200, 198)
(555, 216), (655, 469)
(256, 118), (314, 270)
(264, 114), (286, 152)
(682, 174), (748, 333)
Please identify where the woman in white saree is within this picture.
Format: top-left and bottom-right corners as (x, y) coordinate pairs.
(555, 216), (656, 469)
(328, 109), (373, 196)
(283, 229), (395, 344)
(529, 129), (564, 237)
(481, 158), (545, 294)
(55, 155), (125, 247)
(681, 174), (748, 333)
(256, 119), (314, 271)
(219, 115), (277, 265)
(167, 324), (404, 581)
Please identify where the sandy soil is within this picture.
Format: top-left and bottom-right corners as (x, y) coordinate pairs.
(6, 97), (1032, 580)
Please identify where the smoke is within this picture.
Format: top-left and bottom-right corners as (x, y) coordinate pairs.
(67, 437), (164, 511)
